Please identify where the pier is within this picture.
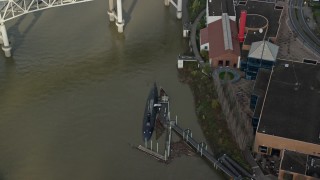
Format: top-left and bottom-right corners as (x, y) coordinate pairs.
(137, 145), (166, 161)
(137, 88), (253, 180)
(171, 119), (245, 179)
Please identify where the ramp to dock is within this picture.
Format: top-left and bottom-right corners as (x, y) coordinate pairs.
(137, 145), (166, 161)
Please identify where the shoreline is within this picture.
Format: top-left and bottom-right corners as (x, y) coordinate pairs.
(176, 0), (252, 173)
(177, 62), (251, 171)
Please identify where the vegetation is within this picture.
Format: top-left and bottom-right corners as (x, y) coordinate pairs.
(196, 15), (207, 54)
(178, 62), (250, 171)
(200, 50), (209, 62)
(219, 72), (235, 80)
(309, 1), (320, 8)
(188, 0), (206, 22)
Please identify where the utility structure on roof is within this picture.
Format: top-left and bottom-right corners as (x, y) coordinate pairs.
(0, 0), (92, 57)
(238, 10), (247, 43)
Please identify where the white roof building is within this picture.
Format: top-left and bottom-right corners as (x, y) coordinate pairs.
(248, 41), (279, 61)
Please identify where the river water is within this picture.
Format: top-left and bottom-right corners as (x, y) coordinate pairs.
(0, 0), (223, 179)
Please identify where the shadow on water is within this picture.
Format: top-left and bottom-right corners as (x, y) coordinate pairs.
(122, 0), (138, 27)
(8, 10), (44, 55)
(0, 170), (5, 180)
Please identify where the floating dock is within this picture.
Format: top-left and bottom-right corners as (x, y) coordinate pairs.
(137, 145), (166, 161)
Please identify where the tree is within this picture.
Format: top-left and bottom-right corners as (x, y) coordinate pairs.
(191, 0), (200, 13)
(200, 50), (209, 61)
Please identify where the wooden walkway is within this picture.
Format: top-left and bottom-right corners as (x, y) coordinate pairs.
(137, 145), (166, 161)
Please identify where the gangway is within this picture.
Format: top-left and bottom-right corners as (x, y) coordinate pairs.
(171, 121), (242, 179)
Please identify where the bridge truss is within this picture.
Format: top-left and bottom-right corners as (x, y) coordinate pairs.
(0, 0), (183, 57)
(0, 0), (92, 57)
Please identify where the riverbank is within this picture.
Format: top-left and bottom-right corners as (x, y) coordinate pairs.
(177, 62), (250, 171)
(178, 0), (251, 173)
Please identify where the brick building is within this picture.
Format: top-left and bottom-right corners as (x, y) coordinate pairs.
(200, 0), (241, 68)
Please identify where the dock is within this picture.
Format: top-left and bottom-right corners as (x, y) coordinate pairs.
(171, 122), (243, 179)
(137, 145), (166, 161)
(137, 88), (253, 180)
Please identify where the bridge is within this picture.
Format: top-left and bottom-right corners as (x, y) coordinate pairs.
(0, 0), (93, 57)
(107, 0), (182, 33)
(0, 0), (183, 57)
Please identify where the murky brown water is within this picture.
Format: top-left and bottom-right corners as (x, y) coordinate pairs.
(0, 0), (224, 179)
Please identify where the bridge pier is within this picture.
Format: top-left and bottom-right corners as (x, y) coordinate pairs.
(116, 0), (124, 33)
(108, 0), (115, 21)
(164, 0), (170, 6)
(176, 0), (182, 19)
(108, 0), (124, 33)
(0, 23), (11, 57)
(164, 0), (183, 19)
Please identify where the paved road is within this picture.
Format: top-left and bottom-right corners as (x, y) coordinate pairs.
(190, 9), (206, 66)
(289, 0), (320, 56)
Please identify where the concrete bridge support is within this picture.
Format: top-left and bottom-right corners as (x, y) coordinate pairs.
(0, 23), (11, 57)
(164, 0), (182, 19)
(108, 0), (115, 21)
(108, 0), (124, 33)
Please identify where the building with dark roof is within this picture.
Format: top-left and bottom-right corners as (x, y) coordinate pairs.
(250, 69), (271, 132)
(235, 1), (283, 50)
(252, 60), (320, 179)
(280, 150), (320, 179)
(207, 0), (236, 24)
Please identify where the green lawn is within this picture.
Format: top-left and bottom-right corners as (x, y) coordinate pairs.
(219, 72), (235, 80)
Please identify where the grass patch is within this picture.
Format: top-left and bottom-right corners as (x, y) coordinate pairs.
(178, 64), (251, 171)
(219, 72), (235, 80)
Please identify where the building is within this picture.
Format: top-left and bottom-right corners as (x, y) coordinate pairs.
(241, 41), (279, 80)
(250, 68), (271, 132)
(200, 0), (241, 68)
(252, 60), (320, 180)
(235, 1), (283, 51)
(280, 150), (320, 179)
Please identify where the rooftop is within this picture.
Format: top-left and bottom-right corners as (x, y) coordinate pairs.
(208, 0), (235, 17)
(248, 41), (279, 61)
(281, 150), (308, 175)
(257, 60), (320, 145)
(243, 30), (266, 47)
(252, 69), (271, 118)
(281, 150), (320, 178)
(236, 1), (283, 44)
(200, 16), (240, 58)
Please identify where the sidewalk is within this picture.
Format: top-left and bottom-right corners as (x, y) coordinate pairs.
(190, 9), (205, 66)
(243, 149), (277, 180)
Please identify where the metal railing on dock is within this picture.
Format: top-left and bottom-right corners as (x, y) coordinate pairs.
(170, 121), (242, 179)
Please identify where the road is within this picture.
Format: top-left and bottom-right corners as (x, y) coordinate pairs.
(289, 0), (320, 56)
